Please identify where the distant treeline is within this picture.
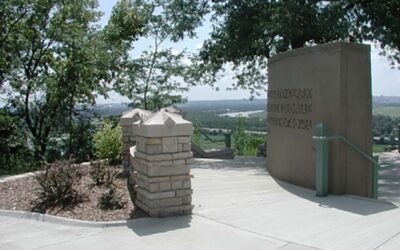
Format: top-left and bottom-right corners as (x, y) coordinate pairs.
(183, 111), (266, 132)
(373, 115), (400, 137)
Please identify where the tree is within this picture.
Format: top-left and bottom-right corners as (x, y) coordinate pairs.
(0, 0), (30, 88)
(114, 0), (209, 111)
(194, 0), (400, 96)
(353, 0), (400, 68)
(0, 108), (36, 175)
(0, 0), (143, 159)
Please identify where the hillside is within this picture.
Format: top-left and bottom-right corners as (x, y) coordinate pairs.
(90, 96), (400, 118)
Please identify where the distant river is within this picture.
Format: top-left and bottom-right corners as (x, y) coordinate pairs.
(219, 110), (264, 118)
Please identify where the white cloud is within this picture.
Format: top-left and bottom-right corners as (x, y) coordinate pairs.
(371, 46), (400, 96)
(195, 42), (203, 50)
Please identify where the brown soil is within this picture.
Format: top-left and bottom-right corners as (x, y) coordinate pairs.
(0, 165), (146, 221)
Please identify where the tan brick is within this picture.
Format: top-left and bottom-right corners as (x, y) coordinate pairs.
(182, 195), (192, 205)
(162, 137), (178, 153)
(170, 175), (190, 181)
(134, 163), (148, 175)
(183, 179), (191, 189)
(135, 151), (173, 161)
(172, 151), (193, 160)
(182, 143), (191, 152)
(176, 189), (193, 197)
(171, 181), (183, 189)
(146, 138), (162, 145)
(135, 200), (150, 213)
(177, 144), (183, 152)
(142, 197), (160, 208)
(164, 205), (192, 213)
(159, 182), (171, 191)
(148, 182), (160, 192)
(147, 165), (190, 177)
(146, 144), (162, 155)
(137, 187), (175, 199)
(160, 197), (182, 207)
(152, 160), (173, 167)
(122, 126), (130, 132)
(172, 159), (185, 166)
(136, 136), (146, 145)
(178, 136), (191, 143)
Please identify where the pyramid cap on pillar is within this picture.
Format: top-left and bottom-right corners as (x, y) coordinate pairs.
(120, 108), (151, 126)
(160, 105), (182, 115)
(134, 111), (192, 137)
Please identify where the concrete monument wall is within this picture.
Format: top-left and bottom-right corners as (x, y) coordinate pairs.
(267, 42), (373, 197)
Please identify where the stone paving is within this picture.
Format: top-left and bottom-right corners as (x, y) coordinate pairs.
(1, 155), (400, 249)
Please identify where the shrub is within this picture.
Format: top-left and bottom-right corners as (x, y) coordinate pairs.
(93, 121), (122, 164)
(34, 159), (83, 211)
(89, 160), (119, 187)
(233, 117), (266, 156)
(98, 187), (124, 210)
(89, 160), (107, 186)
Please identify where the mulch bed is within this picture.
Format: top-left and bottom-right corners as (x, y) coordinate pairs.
(0, 165), (146, 221)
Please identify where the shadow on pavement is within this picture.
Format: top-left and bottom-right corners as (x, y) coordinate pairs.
(126, 215), (192, 236)
(275, 178), (397, 216)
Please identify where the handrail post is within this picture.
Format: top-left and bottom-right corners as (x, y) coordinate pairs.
(224, 131), (232, 148)
(315, 123), (328, 197)
(373, 155), (379, 199)
(398, 123), (400, 154)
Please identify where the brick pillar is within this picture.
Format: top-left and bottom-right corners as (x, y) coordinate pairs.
(130, 111), (193, 217)
(120, 108), (150, 176)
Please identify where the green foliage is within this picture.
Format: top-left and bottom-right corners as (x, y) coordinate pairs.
(93, 121), (122, 164)
(373, 144), (387, 153)
(89, 160), (119, 187)
(0, 0), (144, 160)
(114, 0), (208, 110)
(193, 0), (400, 96)
(93, 161), (123, 210)
(34, 159), (83, 212)
(0, 109), (39, 175)
(372, 114), (400, 137)
(373, 106), (400, 118)
(233, 117), (246, 155)
(233, 117), (265, 156)
(354, 0), (400, 68)
(89, 160), (107, 186)
(192, 120), (203, 146)
(98, 187), (124, 210)
(64, 116), (96, 163)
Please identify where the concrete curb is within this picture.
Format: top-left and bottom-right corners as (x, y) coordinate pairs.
(0, 171), (42, 183)
(0, 209), (149, 228)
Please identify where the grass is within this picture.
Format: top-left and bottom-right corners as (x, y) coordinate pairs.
(248, 111), (266, 119)
(249, 106), (400, 119)
(197, 135), (227, 150)
(373, 106), (400, 118)
(373, 144), (387, 153)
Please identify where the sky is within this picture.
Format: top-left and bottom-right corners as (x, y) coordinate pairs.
(96, 0), (400, 103)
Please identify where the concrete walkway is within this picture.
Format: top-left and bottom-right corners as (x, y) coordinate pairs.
(1, 156), (400, 250)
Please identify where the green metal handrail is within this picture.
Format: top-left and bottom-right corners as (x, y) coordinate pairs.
(193, 124), (232, 148)
(313, 123), (393, 199)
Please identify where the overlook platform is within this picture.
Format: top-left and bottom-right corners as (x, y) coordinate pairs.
(1, 155), (400, 250)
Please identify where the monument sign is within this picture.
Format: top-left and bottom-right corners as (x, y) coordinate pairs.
(267, 42), (374, 198)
